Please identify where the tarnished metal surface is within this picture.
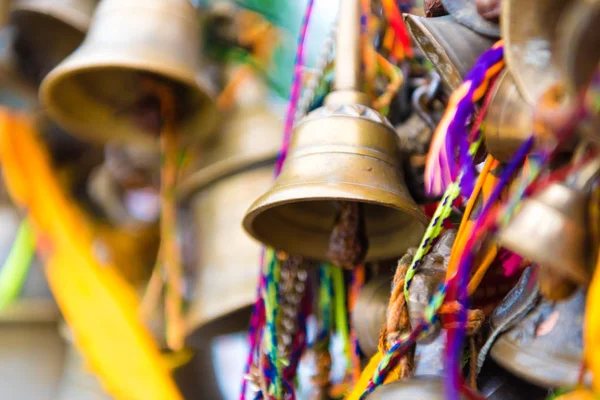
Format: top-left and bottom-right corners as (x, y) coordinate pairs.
(39, 0), (217, 147)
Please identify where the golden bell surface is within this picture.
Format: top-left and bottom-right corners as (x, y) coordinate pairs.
(502, 0), (575, 105)
(498, 183), (589, 285)
(490, 288), (586, 388)
(404, 14), (495, 92)
(483, 70), (534, 162)
(243, 103), (428, 262)
(39, 0), (217, 148)
(556, 0), (600, 96)
(0, 28), (38, 109)
(352, 276), (393, 357)
(180, 106), (281, 342)
(10, 0), (96, 83)
(178, 106), (282, 198)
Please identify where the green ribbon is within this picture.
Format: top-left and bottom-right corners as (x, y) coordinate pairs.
(0, 220), (36, 309)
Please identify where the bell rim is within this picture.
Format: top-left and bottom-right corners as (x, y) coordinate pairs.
(242, 182), (429, 261)
(40, 51), (217, 147)
(490, 334), (582, 388)
(184, 305), (252, 346)
(178, 155), (277, 202)
(497, 185), (589, 285)
(404, 14), (494, 92)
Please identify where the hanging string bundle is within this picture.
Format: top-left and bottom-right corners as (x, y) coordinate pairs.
(0, 110), (183, 400)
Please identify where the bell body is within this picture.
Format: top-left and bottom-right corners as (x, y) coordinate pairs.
(352, 276), (393, 357)
(490, 288), (586, 388)
(404, 14), (494, 92)
(483, 70), (534, 162)
(502, 0), (574, 105)
(10, 0), (96, 84)
(182, 106), (281, 343)
(0, 28), (38, 109)
(40, 0), (217, 148)
(498, 183), (589, 285)
(243, 103), (428, 262)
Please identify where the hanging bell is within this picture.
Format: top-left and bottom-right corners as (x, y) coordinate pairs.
(39, 0), (217, 148)
(498, 157), (600, 288)
(556, 0), (600, 97)
(403, 14), (495, 92)
(490, 285), (588, 388)
(243, 0), (427, 262)
(440, 0), (500, 37)
(180, 104), (282, 343)
(352, 276), (394, 357)
(482, 70), (534, 162)
(0, 28), (38, 109)
(9, 0), (96, 85)
(502, 0), (576, 105)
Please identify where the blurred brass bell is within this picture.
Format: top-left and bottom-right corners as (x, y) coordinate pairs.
(10, 0), (96, 84)
(40, 0), (217, 148)
(404, 14), (495, 92)
(441, 0), (500, 37)
(502, 0), (575, 105)
(483, 70), (534, 162)
(352, 276), (393, 357)
(244, 0), (427, 262)
(181, 103), (282, 343)
(498, 157), (600, 288)
(556, 0), (600, 96)
(0, 28), (38, 109)
(490, 285), (587, 388)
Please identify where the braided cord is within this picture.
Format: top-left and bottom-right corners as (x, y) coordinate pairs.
(263, 249), (282, 397)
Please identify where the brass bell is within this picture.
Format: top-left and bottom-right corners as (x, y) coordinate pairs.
(403, 14), (495, 92)
(440, 0), (500, 37)
(243, 0), (427, 262)
(556, 0), (600, 96)
(352, 276), (394, 357)
(498, 157), (600, 288)
(483, 70), (534, 162)
(180, 104), (282, 343)
(0, 28), (38, 109)
(490, 285), (588, 388)
(39, 0), (217, 148)
(10, 0), (96, 84)
(502, 0), (575, 105)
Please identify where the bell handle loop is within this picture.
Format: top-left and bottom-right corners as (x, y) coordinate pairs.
(333, 0), (362, 94)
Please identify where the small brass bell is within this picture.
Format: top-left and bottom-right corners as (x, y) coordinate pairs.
(352, 276), (394, 357)
(483, 70), (534, 162)
(556, 0), (600, 96)
(243, 0), (427, 262)
(502, 0), (576, 105)
(39, 0), (217, 148)
(0, 28), (38, 109)
(181, 104), (282, 343)
(498, 157), (600, 288)
(403, 14), (495, 92)
(441, 0), (500, 37)
(10, 0), (96, 84)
